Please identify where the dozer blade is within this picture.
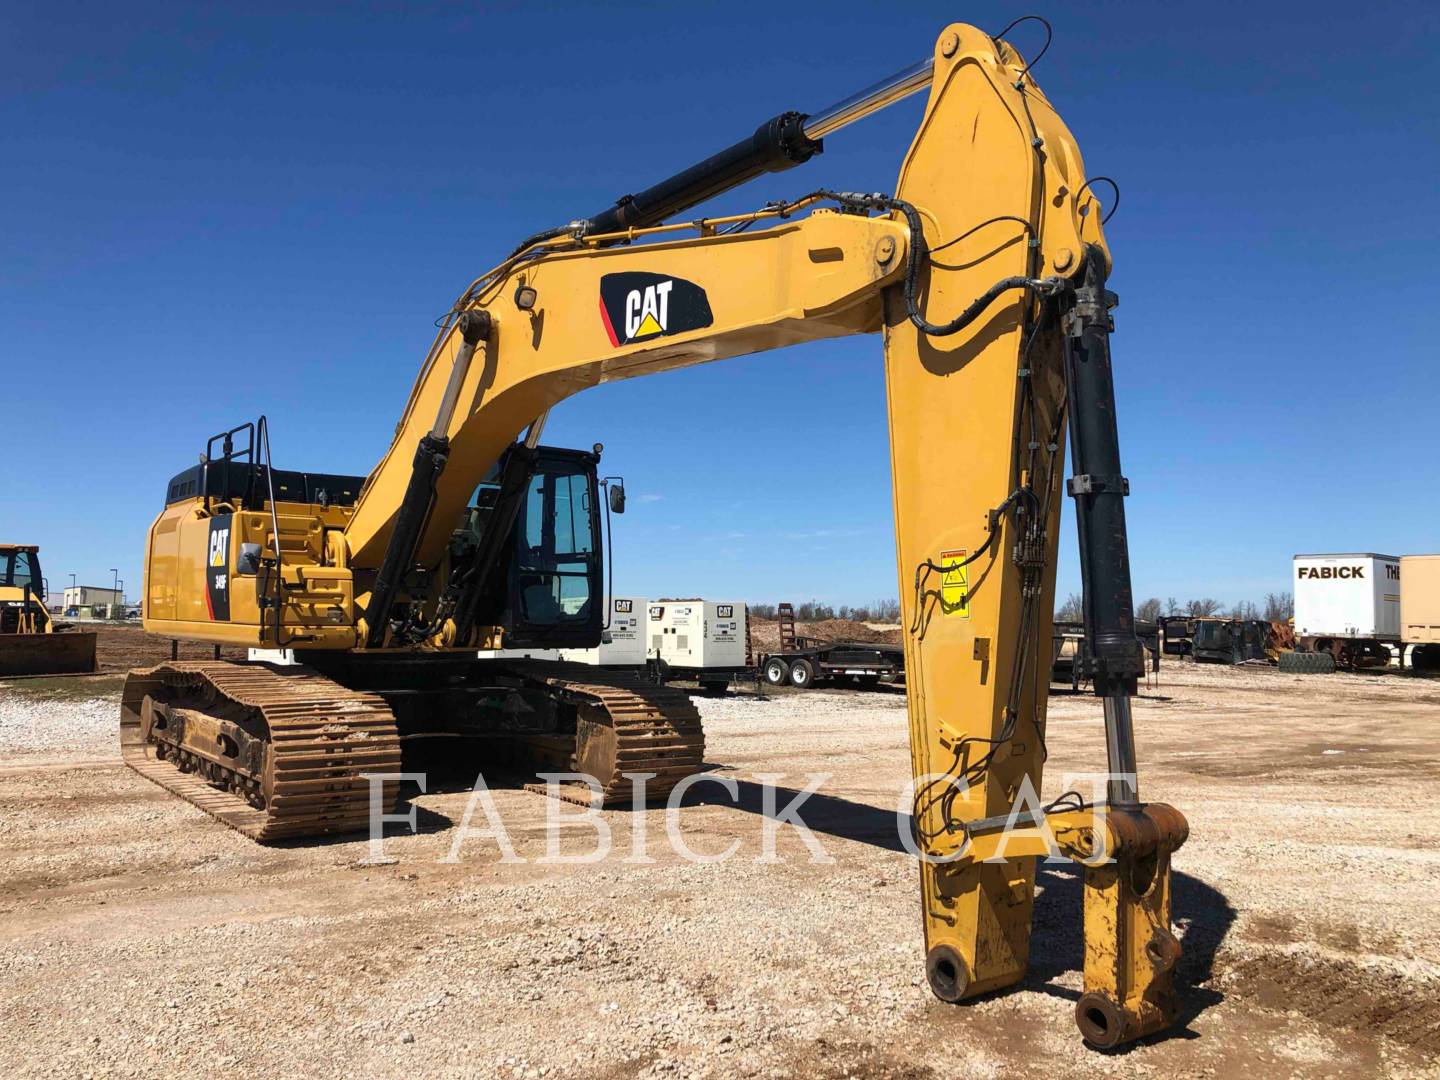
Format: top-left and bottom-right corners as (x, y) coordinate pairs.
(0, 631), (98, 677)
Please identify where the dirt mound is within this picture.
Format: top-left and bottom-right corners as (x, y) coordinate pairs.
(90, 624), (246, 672)
(749, 618), (902, 653)
(803, 619), (901, 645)
(1223, 947), (1440, 1054)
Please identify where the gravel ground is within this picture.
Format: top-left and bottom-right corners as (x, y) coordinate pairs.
(0, 662), (1437, 1078)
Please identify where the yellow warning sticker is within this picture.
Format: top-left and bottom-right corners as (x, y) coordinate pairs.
(940, 549), (969, 617)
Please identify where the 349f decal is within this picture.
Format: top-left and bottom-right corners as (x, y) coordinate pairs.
(599, 272), (713, 347)
(206, 515), (232, 621)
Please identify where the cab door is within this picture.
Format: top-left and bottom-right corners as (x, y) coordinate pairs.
(504, 449), (604, 649)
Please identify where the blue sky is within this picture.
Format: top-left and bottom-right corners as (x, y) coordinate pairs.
(3, 1), (1437, 610)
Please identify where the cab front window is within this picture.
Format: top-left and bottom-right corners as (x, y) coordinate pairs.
(1, 550), (39, 591)
(515, 466), (598, 628)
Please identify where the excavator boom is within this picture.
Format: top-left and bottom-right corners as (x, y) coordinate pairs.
(126, 21), (1187, 1048)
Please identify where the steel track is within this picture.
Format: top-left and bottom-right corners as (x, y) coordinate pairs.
(120, 661), (401, 842)
(512, 663), (706, 807)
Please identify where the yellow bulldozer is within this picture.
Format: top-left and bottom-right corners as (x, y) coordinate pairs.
(0, 544), (98, 677)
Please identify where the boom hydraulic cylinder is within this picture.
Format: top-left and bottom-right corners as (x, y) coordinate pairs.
(364, 310), (490, 647)
(572, 55), (936, 239)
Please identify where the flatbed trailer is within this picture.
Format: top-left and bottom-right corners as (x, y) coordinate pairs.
(758, 638), (904, 689)
(1052, 620), (1160, 689)
(758, 606), (903, 689)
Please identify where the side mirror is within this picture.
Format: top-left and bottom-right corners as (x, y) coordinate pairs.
(237, 542), (263, 575)
(608, 483), (626, 515)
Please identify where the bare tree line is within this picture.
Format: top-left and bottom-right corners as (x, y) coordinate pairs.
(748, 599), (902, 623)
(1055, 592), (1294, 623)
(745, 590), (1296, 627)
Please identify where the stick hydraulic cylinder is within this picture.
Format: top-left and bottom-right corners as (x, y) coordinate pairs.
(1063, 247), (1145, 803)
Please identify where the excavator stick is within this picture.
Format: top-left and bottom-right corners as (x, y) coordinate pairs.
(881, 24), (1187, 1045)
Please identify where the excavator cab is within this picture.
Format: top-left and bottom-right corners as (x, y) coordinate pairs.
(0, 546), (48, 634)
(343, 439), (610, 652)
(495, 446), (606, 649)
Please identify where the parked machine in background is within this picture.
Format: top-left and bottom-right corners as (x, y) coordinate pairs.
(1266, 619), (1296, 660)
(759, 602), (904, 690)
(649, 600), (749, 693)
(479, 596), (650, 668)
(1291, 553), (1399, 670)
(1400, 555), (1440, 673)
(0, 544), (97, 677)
(1189, 617), (1268, 665)
(579, 597), (650, 668)
(1136, 620), (1161, 670)
(1053, 620), (1158, 687)
(1158, 615), (1194, 658)
(1050, 621), (1087, 689)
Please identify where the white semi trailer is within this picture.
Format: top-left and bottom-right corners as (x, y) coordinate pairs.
(1292, 553), (1400, 669)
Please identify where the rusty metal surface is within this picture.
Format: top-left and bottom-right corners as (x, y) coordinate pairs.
(119, 661), (400, 842)
(1100, 802), (1190, 861)
(1267, 620), (1296, 658)
(777, 604), (797, 652)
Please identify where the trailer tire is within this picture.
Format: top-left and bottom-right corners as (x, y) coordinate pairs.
(788, 658), (816, 689)
(1412, 644), (1440, 674)
(763, 658), (790, 686)
(1278, 650), (1336, 675)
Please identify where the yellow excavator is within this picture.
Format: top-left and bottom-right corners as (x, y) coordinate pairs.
(121, 20), (1188, 1048)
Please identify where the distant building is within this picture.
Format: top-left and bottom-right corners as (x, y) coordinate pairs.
(63, 586), (124, 610)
